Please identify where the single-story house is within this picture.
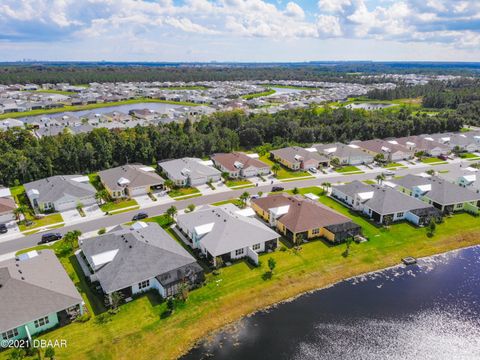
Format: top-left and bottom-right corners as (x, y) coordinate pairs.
(158, 158), (221, 186)
(211, 152), (271, 178)
(393, 135), (451, 157)
(429, 132), (480, 153)
(332, 181), (441, 226)
(353, 139), (414, 162)
(251, 193), (361, 244)
(270, 146), (329, 170)
(176, 204), (279, 266)
(438, 165), (480, 193)
(98, 164), (165, 199)
(313, 142), (374, 165)
(0, 187), (16, 223)
(0, 250), (84, 345)
(24, 175), (97, 212)
(391, 174), (480, 214)
(78, 222), (203, 301)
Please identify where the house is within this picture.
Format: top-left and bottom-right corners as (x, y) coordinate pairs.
(429, 132), (480, 153)
(0, 118), (24, 131)
(0, 187), (16, 223)
(98, 164), (165, 199)
(332, 181), (440, 226)
(78, 222), (203, 301)
(392, 135), (451, 157)
(390, 174), (480, 214)
(251, 193), (361, 244)
(438, 165), (480, 193)
(211, 152), (271, 178)
(313, 142), (374, 165)
(270, 146), (329, 170)
(24, 175), (97, 212)
(0, 250), (84, 345)
(176, 204), (279, 266)
(129, 109), (156, 121)
(354, 139), (414, 162)
(158, 158), (221, 186)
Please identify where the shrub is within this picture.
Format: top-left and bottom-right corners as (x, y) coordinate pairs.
(98, 228), (106, 235)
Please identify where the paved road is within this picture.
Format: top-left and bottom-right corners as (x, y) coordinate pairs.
(0, 161), (461, 256)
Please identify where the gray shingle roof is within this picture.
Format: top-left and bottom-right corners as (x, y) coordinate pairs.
(80, 222), (198, 294)
(158, 158), (220, 182)
(98, 164), (164, 192)
(24, 175), (96, 203)
(0, 250), (83, 333)
(313, 142), (373, 160)
(270, 146), (329, 164)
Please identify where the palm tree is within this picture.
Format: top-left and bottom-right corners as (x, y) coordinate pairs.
(321, 182), (332, 194)
(292, 187), (299, 195)
(271, 163), (281, 177)
(164, 179), (175, 191)
(376, 174), (385, 184)
(13, 205), (28, 221)
(239, 191), (250, 207)
(166, 205), (177, 220)
(330, 157), (340, 169)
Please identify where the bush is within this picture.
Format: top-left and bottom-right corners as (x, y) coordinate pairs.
(94, 313), (111, 324)
(279, 246), (287, 252)
(75, 313), (91, 323)
(98, 228), (106, 235)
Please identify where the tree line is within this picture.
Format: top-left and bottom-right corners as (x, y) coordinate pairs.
(0, 106), (462, 186)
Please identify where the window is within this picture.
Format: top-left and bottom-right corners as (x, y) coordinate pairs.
(34, 316), (49, 328)
(456, 203), (463, 209)
(2, 328), (19, 340)
(235, 248), (244, 256)
(397, 212), (404, 218)
(252, 243), (261, 251)
(138, 280), (150, 290)
(312, 228), (320, 235)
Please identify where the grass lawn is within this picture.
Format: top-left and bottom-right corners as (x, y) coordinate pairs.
(242, 89), (276, 99)
(263, 84), (315, 90)
(34, 89), (77, 96)
(168, 187), (200, 198)
(363, 179), (377, 185)
(225, 179), (252, 188)
(174, 194), (202, 201)
(460, 153), (480, 159)
(286, 186), (324, 197)
(335, 166), (363, 173)
(211, 198), (244, 207)
(100, 199), (138, 213)
(421, 157), (448, 164)
(384, 162), (407, 169)
(5, 203), (480, 360)
(158, 86), (208, 90)
(259, 155), (311, 179)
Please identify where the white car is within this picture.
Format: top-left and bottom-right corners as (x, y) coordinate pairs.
(308, 167), (318, 173)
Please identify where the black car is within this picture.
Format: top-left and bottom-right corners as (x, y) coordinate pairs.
(40, 232), (62, 244)
(132, 212), (148, 221)
(271, 186), (285, 192)
(0, 223), (7, 234)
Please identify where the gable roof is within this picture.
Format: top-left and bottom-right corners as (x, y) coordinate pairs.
(0, 197), (16, 214)
(177, 204), (279, 256)
(158, 157), (221, 181)
(211, 152), (270, 172)
(313, 142), (373, 159)
(80, 222), (198, 294)
(98, 164), (164, 191)
(24, 175), (96, 203)
(270, 146), (328, 164)
(355, 139), (413, 155)
(0, 250), (83, 333)
(252, 193), (352, 233)
(393, 135), (451, 152)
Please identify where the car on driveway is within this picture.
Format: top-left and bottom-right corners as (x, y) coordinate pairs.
(308, 167), (318, 173)
(0, 224), (7, 234)
(384, 170), (395, 177)
(40, 232), (62, 244)
(132, 212), (148, 221)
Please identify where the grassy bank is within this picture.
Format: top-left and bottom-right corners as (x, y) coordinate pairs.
(3, 199), (480, 360)
(242, 89), (276, 99)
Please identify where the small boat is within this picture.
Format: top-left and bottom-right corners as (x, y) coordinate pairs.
(402, 257), (417, 265)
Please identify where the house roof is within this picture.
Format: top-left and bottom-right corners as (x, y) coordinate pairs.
(24, 175), (96, 203)
(98, 164), (164, 191)
(392, 174), (480, 205)
(393, 135), (451, 153)
(313, 142), (373, 159)
(80, 222), (199, 294)
(0, 250), (83, 333)
(177, 204), (279, 257)
(211, 152), (270, 172)
(0, 197), (16, 215)
(355, 139), (413, 155)
(158, 157), (221, 182)
(252, 193), (352, 233)
(270, 146), (329, 164)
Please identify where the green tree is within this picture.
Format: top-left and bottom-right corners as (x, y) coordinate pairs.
(110, 291), (124, 310)
(44, 346), (55, 360)
(376, 174), (385, 184)
(164, 179), (175, 191)
(271, 163), (281, 176)
(330, 157), (340, 168)
(166, 297), (175, 313)
(239, 191), (250, 207)
(13, 205), (28, 221)
(166, 206), (178, 220)
(186, 204), (196, 213)
(427, 218), (436, 237)
(292, 187), (299, 195)
(268, 257), (276, 273)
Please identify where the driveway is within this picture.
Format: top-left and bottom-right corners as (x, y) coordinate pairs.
(83, 204), (104, 218)
(197, 181), (230, 195)
(134, 194), (156, 207)
(0, 220), (21, 243)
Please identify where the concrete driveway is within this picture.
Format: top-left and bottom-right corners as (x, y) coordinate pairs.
(0, 220), (21, 243)
(197, 181), (230, 195)
(83, 204), (104, 218)
(60, 208), (82, 223)
(134, 194), (156, 207)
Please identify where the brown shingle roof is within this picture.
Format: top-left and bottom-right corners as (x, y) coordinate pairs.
(0, 197), (16, 215)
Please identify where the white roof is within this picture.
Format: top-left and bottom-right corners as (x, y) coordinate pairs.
(131, 221), (148, 230)
(71, 176), (89, 183)
(383, 181), (397, 188)
(387, 140), (398, 145)
(91, 249), (119, 268)
(199, 160), (214, 166)
(246, 153), (260, 159)
(270, 205), (290, 216)
(348, 144), (359, 149)
(304, 148), (317, 152)
(416, 184), (432, 192)
(235, 208), (256, 217)
(324, 147), (337, 154)
(139, 166), (156, 172)
(424, 137), (434, 141)
(381, 146), (391, 152)
(17, 250), (39, 262)
(117, 177), (130, 186)
(418, 172), (432, 178)
(26, 188), (39, 197)
(304, 193), (319, 200)
(462, 174), (477, 183)
(194, 222), (215, 236)
(406, 141), (415, 146)
(466, 167), (478, 172)
(0, 187), (11, 198)
(357, 191), (374, 200)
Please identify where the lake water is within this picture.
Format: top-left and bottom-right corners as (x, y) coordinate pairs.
(19, 102), (184, 119)
(182, 246), (480, 360)
(269, 87), (305, 96)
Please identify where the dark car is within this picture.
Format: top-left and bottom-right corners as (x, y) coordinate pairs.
(132, 212), (148, 221)
(0, 223), (7, 234)
(271, 186), (284, 192)
(40, 232), (62, 244)
(438, 154), (448, 161)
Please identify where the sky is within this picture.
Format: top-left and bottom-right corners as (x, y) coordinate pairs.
(1, 0), (480, 62)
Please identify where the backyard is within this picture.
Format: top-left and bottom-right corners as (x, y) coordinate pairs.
(3, 192), (480, 360)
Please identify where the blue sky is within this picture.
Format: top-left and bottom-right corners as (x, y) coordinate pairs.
(1, 0), (480, 62)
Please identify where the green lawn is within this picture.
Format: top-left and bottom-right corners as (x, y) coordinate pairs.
(384, 162), (407, 169)
(259, 155), (311, 179)
(363, 179), (377, 185)
(100, 199), (138, 213)
(262, 84), (315, 90)
(335, 166), (363, 173)
(286, 186), (324, 197)
(460, 153), (480, 159)
(224, 179), (253, 188)
(421, 157), (448, 164)
(158, 86), (208, 90)
(211, 199), (244, 207)
(242, 89), (276, 99)
(34, 89), (77, 96)
(168, 187), (200, 198)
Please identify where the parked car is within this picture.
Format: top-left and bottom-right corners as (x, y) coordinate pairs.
(251, 194), (260, 199)
(308, 167), (318, 174)
(0, 223), (7, 234)
(40, 232), (62, 244)
(132, 212), (148, 221)
(272, 186), (284, 192)
(438, 154), (448, 161)
(384, 170), (395, 177)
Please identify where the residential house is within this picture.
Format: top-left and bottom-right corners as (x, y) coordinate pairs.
(78, 222), (203, 301)
(176, 204), (279, 266)
(0, 187), (16, 223)
(158, 158), (221, 187)
(332, 181), (440, 226)
(391, 174), (480, 214)
(270, 146), (330, 170)
(0, 250), (84, 345)
(429, 132), (480, 153)
(0, 118), (24, 131)
(24, 175), (97, 212)
(313, 142), (374, 165)
(98, 164), (165, 199)
(393, 135), (451, 157)
(251, 193), (361, 244)
(354, 139), (414, 162)
(129, 109), (156, 121)
(438, 165), (480, 193)
(211, 152), (271, 178)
